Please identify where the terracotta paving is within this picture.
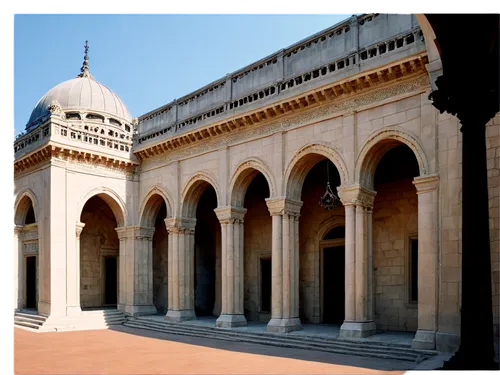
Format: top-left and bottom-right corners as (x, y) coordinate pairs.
(14, 326), (411, 374)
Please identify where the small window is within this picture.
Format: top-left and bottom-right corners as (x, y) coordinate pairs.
(409, 236), (418, 303)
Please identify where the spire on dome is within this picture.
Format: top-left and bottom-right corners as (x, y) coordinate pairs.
(77, 40), (93, 78)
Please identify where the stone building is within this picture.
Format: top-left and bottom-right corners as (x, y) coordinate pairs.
(13, 14), (499, 354)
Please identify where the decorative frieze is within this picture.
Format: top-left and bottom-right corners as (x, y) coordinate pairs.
(23, 242), (38, 254)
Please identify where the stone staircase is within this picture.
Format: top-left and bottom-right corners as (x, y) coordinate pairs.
(123, 316), (437, 363)
(14, 310), (48, 331)
(15, 309), (126, 332)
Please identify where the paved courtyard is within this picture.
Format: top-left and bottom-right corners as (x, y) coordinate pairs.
(14, 326), (418, 374)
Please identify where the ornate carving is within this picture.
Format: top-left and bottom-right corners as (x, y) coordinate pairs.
(76, 222), (85, 238)
(337, 184), (376, 209)
(141, 73), (429, 169)
(265, 198), (303, 217)
(48, 100), (62, 115)
(214, 206), (247, 223)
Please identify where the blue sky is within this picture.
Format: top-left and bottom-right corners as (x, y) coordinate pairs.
(14, 14), (352, 134)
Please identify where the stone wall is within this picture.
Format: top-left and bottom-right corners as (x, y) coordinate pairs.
(373, 177), (418, 331)
(80, 197), (119, 308)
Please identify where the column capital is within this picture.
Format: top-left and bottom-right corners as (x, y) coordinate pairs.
(14, 225), (24, 237)
(337, 184), (377, 208)
(115, 225), (155, 240)
(413, 174), (439, 194)
(214, 206), (247, 224)
(265, 197), (303, 216)
(164, 217), (196, 234)
(75, 222), (85, 238)
(115, 226), (135, 240)
(134, 226), (155, 240)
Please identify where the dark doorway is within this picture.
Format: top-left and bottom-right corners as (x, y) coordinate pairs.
(323, 246), (345, 324)
(104, 257), (117, 305)
(260, 258), (271, 313)
(26, 256), (36, 309)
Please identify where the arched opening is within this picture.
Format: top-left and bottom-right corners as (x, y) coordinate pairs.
(296, 156), (344, 324)
(80, 195), (120, 309)
(151, 198), (168, 314)
(372, 143), (420, 332)
(193, 184), (221, 317)
(15, 195), (39, 311)
(241, 172), (271, 322)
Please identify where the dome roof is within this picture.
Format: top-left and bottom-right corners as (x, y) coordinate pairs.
(26, 41), (132, 130)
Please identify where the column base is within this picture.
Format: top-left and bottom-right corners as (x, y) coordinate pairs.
(165, 309), (196, 322)
(66, 306), (82, 316)
(268, 318), (302, 333)
(266, 318), (283, 332)
(216, 314), (247, 328)
(412, 329), (436, 350)
(125, 304), (158, 316)
(339, 321), (376, 338)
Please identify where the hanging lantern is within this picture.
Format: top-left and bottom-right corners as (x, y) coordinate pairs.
(319, 162), (339, 211)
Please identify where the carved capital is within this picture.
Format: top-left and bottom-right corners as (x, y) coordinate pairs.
(164, 217), (197, 234)
(265, 197), (303, 217)
(14, 225), (24, 239)
(337, 184), (377, 209)
(134, 226), (155, 240)
(115, 226), (135, 240)
(413, 174), (439, 194)
(75, 222), (85, 238)
(214, 206), (247, 224)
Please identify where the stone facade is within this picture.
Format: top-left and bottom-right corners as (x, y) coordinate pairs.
(13, 14), (499, 354)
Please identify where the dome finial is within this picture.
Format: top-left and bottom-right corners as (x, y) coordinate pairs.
(77, 40), (93, 78)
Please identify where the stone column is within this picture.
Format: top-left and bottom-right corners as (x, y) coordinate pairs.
(115, 227), (131, 313)
(66, 222), (85, 315)
(14, 225), (23, 311)
(266, 199), (283, 331)
(214, 206), (247, 328)
(165, 218), (196, 322)
(265, 198), (303, 333)
(115, 226), (157, 316)
(412, 174), (440, 350)
(338, 185), (377, 338)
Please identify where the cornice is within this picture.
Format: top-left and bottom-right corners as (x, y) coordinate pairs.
(134, 53), (429, 163)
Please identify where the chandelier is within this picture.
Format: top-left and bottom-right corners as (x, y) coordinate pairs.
(319, 162), (339, 211)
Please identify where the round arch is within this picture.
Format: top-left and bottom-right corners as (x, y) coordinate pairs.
(77, 187), (127, 227)
(316, 215), (346, 245)
(180, 171), (220, 218)
(355, 128), (429, 189)
(14, 189), (39, 225)
(284, 143), (349, 200)
(138, 185), (175, 227)
(229, 157), (276, 207)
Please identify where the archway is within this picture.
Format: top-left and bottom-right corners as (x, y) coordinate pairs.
(371, 143), (420, 332)
(79, 194), (123, 309)
(180, 175), (221, 318)
(14, 194), (39, 311)
(140, 192), (170, 314)
(285, 151), (344, 324)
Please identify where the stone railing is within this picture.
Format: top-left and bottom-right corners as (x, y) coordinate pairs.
(136, 14), (424, 146)
(14, 118), (134, 157)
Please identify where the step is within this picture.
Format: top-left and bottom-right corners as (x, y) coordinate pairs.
(14, 316), (45, 326)
(15, 320), (42, 329)
(15, 312), (47, 322)
(124, 319), (429, 362)
(123, 321), (417, 362)
(131, 319), (420, 357)
(132, 317), (433, 356)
